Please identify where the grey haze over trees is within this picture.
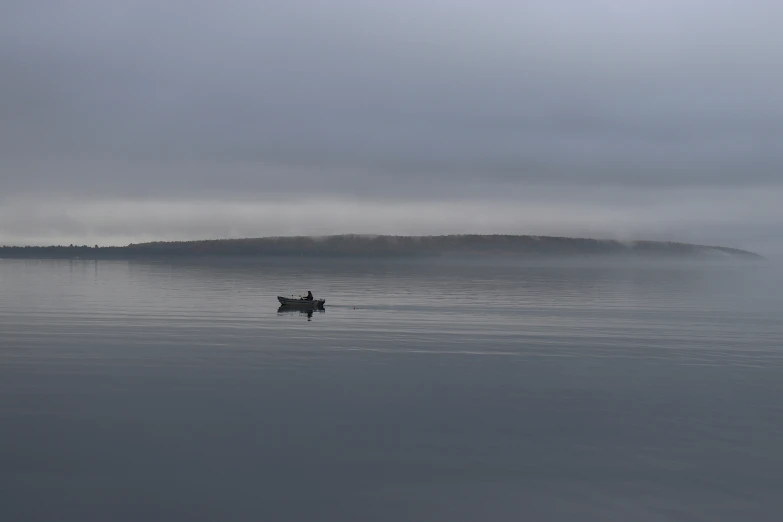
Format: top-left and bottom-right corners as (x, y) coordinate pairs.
(0, 235), (765, 261)
(1, 1), (782, 255)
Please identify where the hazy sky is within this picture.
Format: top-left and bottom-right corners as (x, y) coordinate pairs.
(1, 0), (781, 254)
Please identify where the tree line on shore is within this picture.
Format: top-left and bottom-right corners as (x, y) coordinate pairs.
(0, 234), (762, 259)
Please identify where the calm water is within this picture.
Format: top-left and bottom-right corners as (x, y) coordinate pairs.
(1, 258), (782, 521)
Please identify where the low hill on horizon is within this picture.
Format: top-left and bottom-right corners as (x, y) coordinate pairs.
(0, 234), (764, 260)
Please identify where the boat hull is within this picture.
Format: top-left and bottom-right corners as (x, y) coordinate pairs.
(277, 296), (326, 307)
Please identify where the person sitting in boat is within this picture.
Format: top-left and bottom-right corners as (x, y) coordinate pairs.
(304, 291), (314, 301)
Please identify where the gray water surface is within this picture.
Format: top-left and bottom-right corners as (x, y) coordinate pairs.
(1, 258), (782, 521)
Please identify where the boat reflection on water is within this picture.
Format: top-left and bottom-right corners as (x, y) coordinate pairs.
(277, 306), (325, 321)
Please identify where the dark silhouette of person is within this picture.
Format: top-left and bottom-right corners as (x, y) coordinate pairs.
(305, 291), (313, 301)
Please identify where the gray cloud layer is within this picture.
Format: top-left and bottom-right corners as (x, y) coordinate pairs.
(1, 1), (782, 254)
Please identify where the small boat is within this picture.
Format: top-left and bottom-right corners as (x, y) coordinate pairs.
(277, 296), (326, 307)
(277, 306), (325, 317)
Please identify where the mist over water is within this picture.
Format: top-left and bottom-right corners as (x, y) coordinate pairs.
(1, 258), (782, 521)
(3, 1), (782, 518)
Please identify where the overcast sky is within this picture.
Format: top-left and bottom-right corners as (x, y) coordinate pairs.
(1, 0), (781, 254)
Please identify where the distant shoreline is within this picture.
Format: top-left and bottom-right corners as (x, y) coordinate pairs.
(0, 234), (765, 261)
